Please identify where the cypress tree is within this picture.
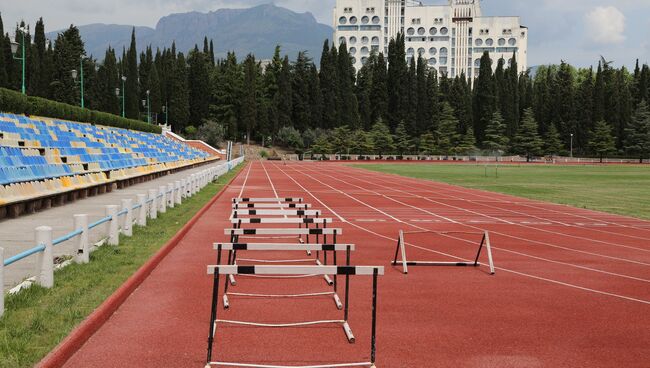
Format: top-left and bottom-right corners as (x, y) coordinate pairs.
(241, 54), (258, 145)
(319, 41), (338, 129)
(264, 45), (282, 134)
(292, 51), (312, 131)
(370, 52), (388, 127)
(575, 67), (594, 152)
(124, 28), (139, 118)
(337, 43), (359, 129)
(472, 52), (496, 144)
(356, 54), (373, 129)
(415, 55), (430, 135)
(169, 52), (190, 132)
(405, 56), (417, 133)
(51, 25), (84, 105)
(426, 69), (440, 133)
(593, 62), (605, 123)
(0, 13), (6, 87)
(148, 61), (162, 121)
(209, 40), (215, 66)
(28, 18), (47, 96)
(308, 63), (323, 130)
(188, 46), (211, 124)
(277, 55), (293, 128)
(624, 100), (650, 163)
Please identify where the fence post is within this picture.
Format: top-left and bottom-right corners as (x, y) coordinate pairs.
(121, 199), (133, 237)
(137, 193), (147, 226)
(180, 179), (187, 198)
(35, 226), (53, 288)
(74, 214), (89, 264)
(0, 247), (4, 317)
(175, 181), (182, 205)
(159, 186), (167, 214)
(149, 189), (158, 219)
(167, 183), (175, 208)
(106, 205), (119, 246)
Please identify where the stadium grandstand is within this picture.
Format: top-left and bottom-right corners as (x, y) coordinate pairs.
(0, 113), (215, 218)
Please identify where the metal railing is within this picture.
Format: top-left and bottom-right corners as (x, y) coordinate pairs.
(0, 156), (244, 316)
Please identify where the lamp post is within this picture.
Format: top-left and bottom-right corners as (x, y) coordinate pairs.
(141, 90), (151, 124)
(162, 102), (169, 126)
(10, 27), (26, 95)
(570, 133), (574, 158)
(71, 58), (85, 109)
(116, 76), (127, 117)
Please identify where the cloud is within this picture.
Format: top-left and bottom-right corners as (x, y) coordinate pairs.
(584, 6), (626, 44)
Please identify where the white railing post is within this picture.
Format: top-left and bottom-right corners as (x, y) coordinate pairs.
(106, 205), (119, 246)
(35, 226), (53, 288)
(175, 181), (182, 205)
(167, 183), (175, 208)
(74, 214), (89, 264)
(181, 179), (187, 198)
(159, 186), (167, 213)
(121, 199), (133, 237)
(148, 189), (158, 219)
(137, 193), (147, 226)
(0, 247), (4, 317)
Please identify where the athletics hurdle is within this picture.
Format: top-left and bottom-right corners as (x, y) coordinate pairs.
(232, 197), (304, 203)
(214, 243), (354, 309)
(205, 265), (383, 368)
(232, 203), (312, 209)
(392, 230), (495, 275)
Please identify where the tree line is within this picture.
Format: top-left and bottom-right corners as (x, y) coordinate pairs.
(1, 15), (649, 160)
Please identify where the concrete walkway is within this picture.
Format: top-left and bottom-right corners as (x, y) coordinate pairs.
(0, 160), (227, 289)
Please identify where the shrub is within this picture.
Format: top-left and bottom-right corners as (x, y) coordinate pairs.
(0, 87), (160, 133)
(259, 150), (269, 158)
(195, 120), (224, 148)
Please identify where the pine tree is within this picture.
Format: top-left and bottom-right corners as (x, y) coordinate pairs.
(437, 102), (461, 155)
(511, 108), (543, 161)
(543, 123), (563, 156)
(332, 125), (353, 154)
(455, 127), (477, 155)
(241, 54), (258, 145)
(370, 121), (394, 156)
(589, 121), (616, 163)
(624, 101), (650, 163)
(394, 122), (413, 155)
(483, 111), (509, 154)
(51, 25), (85, 105)
(419, 133), (436, 155)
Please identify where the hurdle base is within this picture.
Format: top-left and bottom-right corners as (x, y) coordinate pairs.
(229, 274), (237, 286)
(342, 321), (355, 344)
(315, 259), (334, 286)
(333, 294), (343, 310)
(223, 295), (230, 309)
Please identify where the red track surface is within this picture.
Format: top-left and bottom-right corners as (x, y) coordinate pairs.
(57, 161), (650, 367)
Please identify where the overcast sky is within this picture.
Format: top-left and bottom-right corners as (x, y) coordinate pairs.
(2, 0), (649, 68)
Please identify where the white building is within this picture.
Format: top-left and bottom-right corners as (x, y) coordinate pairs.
(333, 0), (528, 81)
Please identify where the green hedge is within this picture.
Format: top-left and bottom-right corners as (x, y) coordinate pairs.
(0, 88), (161, 134)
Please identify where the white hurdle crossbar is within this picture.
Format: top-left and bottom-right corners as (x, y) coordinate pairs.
(230, 218), (333, 224)
(214, 243), (354, 309)
(232, 209), (321, 216)
(392, 230), (495, 275)
(232, 203), (312, 209)
(225, 228), (342, 236)
(205, 265), (383, 368)
(233, 197), (304, 203)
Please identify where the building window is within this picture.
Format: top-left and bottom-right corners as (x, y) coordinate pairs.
(366, 7), (375, 13)
(407, 27), (415, 36)
(349, 36), (357, 44)
(362, 36), (369, 44)
(475, 38), (483, 46)
(344, 7), (353, 13)
(407, 47), (415, 56)
(418, 27), (426, 35)
(361, 47), (369, 56)
(372, 16), (381, 24)
(371, 36), (380, 44)
(412, 18), (421, 25)
(351, 57), (357, 64)
(429, 58), (437, 66)
(440, 27), (448, 35)
(349, 16), (358, 24)
(498, 38), (506, 46)
(349, 47), (357, 55)
(508, 38), (516, 46)
(339, 16), (347, 25)
(429, 47), (437, 55)
(440, 47), (448, 55)
(417, 47), (425, 56)
(485, 38), (494, 46)
(429, 27), (437, 35)
(439, 57), (448, 65)
(362, 16), (369, 24)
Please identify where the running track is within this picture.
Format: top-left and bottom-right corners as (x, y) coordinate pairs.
(58, 161), (650, 367)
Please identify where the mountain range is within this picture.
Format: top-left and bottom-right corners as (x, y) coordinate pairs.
(46, 4), (333, 63)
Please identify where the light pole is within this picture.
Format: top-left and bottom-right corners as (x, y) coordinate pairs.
(570, 133), (574, 158)
(162, 102), (169, 126)
(10, 27), (27, 95)
(116, 76), (127, 117)
(141, 90), (150, 124)
(71, 58), (85, 109)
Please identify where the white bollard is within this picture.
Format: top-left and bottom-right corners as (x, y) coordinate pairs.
(121, 199), (133, 237)
(0, 247), (4, 317)
(106, 205), (119, 246)
(159, 186), (167, 214)
(149, 189), (158, 219)
(35, 226), (54, 288)
(180, 179), (187, 198)
(137, 194), (147, 226)
(175, 181), (182, 205)
(74, 214), (89, 264)
(167, 183), (175, 208)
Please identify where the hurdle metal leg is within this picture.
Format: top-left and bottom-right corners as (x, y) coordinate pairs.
(206, 271), (221, 366)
